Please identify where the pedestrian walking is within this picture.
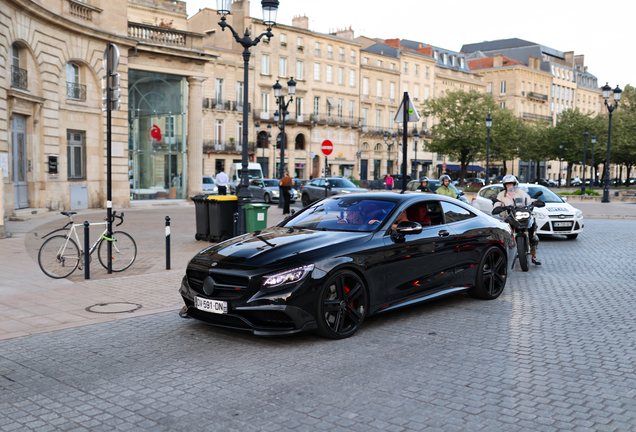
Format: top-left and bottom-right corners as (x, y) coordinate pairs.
(280, 171), (293, 215)
(385, 173), (394, 191)
(215, 167), (229, 195)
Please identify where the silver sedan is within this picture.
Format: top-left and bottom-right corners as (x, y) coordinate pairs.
(248, 179), (298, 204)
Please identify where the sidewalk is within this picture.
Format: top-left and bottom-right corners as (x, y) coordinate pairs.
(0, 204), (290, 340)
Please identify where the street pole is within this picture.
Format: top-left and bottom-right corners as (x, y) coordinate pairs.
(485, 114), (492, 185)
(581, 131), (588, 195)
(601, 83), (622, 203)
(591, 135), (596, 187)
(559, 143), (563, 188)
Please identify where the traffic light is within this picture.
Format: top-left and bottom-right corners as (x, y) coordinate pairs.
(101, 43), (121, 112)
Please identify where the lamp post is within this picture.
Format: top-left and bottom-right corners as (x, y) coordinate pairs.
(266, 124), (272, 177)
(384, 132), (390, 175)
(591, 135), (596, 187)
(272, 78), (296, 207)
(581, 130), (588, 195)
(217, 0), (279, 234)
(559, 142), (564, 188)
(601, 83), (622, 203)
(413, 130), (420, 179)
(485, 114), (492, 185)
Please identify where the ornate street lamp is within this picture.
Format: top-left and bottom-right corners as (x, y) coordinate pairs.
(413, 130), (420, 179)
(559, 142), (564, 188)
(217, 0), (279, 234)
(591, 135), (596, 187)
(384, 132), (390, 175)
(581, 130), (588, 195)
(485, 114), (492, 185)
(601, 83), (622, 203)
(272, 77), (296, 206)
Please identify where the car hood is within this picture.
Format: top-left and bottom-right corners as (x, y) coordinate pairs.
(539, 202), (577, 215)
(192, 227), (370, 268)
(335, 188), (368, 193)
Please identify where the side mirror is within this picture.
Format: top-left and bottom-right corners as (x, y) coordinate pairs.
(458, 191), (465, 196)
(532, 191), (543, 199)
(562, 196), (568, 202)
(534, 200), (545, 208)
(395, 221), (422, 235)
(491, 206), (504, 215)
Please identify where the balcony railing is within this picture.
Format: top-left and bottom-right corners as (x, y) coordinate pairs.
(66, 81), (87, 101)
(527, 91), (548, 102)
(11, 65), (27, 90)
(203, 140), (256, 154)
(128, 22), (187, 47)
(522, 112), (553, 122)
(203, 98), (250, 112)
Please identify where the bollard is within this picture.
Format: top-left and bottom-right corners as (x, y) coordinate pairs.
(165, 216), (171, 270)
(233, 212), (239, 237)
(84, 221), (90, 280)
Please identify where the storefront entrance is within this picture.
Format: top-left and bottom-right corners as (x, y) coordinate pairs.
(12, 115), (28, 209)
(128, 70), (187, 200)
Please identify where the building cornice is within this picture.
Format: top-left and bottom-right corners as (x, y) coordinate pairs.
(127, 2), (186, 19)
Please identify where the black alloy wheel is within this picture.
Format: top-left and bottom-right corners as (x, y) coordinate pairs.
(301, 193), (311, 207)
(317, 270), (368, 339)
(468, 246), (507, 300)
(517, 235), (529, 272)
(264, 193), (271, 204)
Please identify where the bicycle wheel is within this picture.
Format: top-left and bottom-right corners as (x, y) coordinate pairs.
(98, 231), (137, 272)
(38, 235), (80, 279)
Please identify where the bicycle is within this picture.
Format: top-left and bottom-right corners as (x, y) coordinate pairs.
(38, 211), (137, 279)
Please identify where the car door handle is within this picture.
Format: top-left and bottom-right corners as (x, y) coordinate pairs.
(438, 230), (450, 237)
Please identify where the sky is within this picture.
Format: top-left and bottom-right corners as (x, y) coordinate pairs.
(186, 0), (634, 89)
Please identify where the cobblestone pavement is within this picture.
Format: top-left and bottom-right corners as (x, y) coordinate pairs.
(1, 219), (636, 431)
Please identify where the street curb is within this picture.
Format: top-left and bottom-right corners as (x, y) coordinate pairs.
(583, 215), (636, 220)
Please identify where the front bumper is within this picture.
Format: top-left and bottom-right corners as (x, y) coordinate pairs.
(536, 217), (584, 236)
(179, 275), (317, 336)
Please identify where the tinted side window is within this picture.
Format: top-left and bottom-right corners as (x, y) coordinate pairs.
(441, 202), (476, 223)
(317, 179), (325, 187)
(481, 187), (500, 199)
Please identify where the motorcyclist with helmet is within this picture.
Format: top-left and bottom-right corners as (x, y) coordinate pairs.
(436, 174), (456, 198)
(418, 177), (432, 192)
(494, 175), (541, 265)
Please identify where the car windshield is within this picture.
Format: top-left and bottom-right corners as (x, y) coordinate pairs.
(284, 197), (396, 232)
(427, 180), (458, 194)
(248, 170), (262, 179)
(263, 179), (279, 187)
(203, 177), (215, 184)
(526, 186), (564, 203)
(327, 179), (357, 188)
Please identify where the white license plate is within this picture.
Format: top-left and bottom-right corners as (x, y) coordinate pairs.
(194, 297), (228, 314)
(554, 222), (573, 227)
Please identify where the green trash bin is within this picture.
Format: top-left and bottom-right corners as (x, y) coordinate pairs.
(206, 195), (238, 241)
(243, 203), (270, 232)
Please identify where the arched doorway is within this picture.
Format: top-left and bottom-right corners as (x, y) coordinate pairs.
(275, 132), (289, 149)
(295, 134), (305, 150)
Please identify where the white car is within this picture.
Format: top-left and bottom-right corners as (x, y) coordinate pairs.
(471, 183), (584, 239)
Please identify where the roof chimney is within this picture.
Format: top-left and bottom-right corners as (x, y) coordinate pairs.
(333, 26), (354, 40)
(564, 51), (574, 66)
(493, 53), (504, 68)
(292, 14), (309, 29)
(384, 38), (401, 49)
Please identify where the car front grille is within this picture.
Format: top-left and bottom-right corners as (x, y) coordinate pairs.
(186, 269), (250, 300)
(549, 214), (574, 219)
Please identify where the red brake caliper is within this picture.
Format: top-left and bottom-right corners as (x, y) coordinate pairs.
(345, 286), (353, 308)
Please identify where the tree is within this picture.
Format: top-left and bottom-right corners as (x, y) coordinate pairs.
(487, 108), (524, 177)
(422, 89), (497, 185)
(612, 85), (636, 185)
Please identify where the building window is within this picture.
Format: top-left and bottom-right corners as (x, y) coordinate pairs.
(363, 57), (369, 65)
(296, 61), (303, 80)
(314, 97), (320, 115)
(236, 81), (244, 106)
(279, 57), (287, 77)
(451, 56), (456, 67)
(552, 84), (555, 98)
(390, 63), (395, 70)
(215, 119), (224, 144)
(351, 50), (356, 64)
(363, 77), (369, 98)
(338, 99), (343, 118)
(487, 83), (493, 94)
(338, 67), (344, 85)
(315, 42), (321, 56)
(414, 84), (419, 101)
(403, 62), (408, 74)
(425, 66), (430, 78)
(326, 130), (332, 140)
(236, 121), (243, 145)
(362, 108), (368, 127)
(376, 109), (382, 128)
(459, 58), (465, 68)
(297, 36), (303, 48)
(349, 132), (354, 144)
(296, 97), (304, 117)
(374, 143), (382, 151)
(500, 81), (506, 95)
(349, 100), (355, 119)
(326, 65), (333, 83)
(433, 51), (438, 60)
(339, 47), (344, 61)
(262, 54), (269, 74)
(66, 63), (85, 101)
(424, 86), (429, 100)
(390, 82), (395, 102)
(377, 60), (382, 67)
(402, 82), (408, 94)
(376, 80), (382, 101)
(215, 78), (224, 102)
(261, 93), (270, 111)
(349, 69), (355, 86)
(415, 64), (419, 76)
(327, 45), (333, 59)
(314, 63), (320, 81)
(442, 53), (448, 65)
(338, 131), (344, 143)
(313, 129), (320, 142)
(500, 102), (506, 109)
(389, 111), (394, 132)
(361, 143), (369, 151)
(67, 130), (85, 179)
(280, 33), (287, 46)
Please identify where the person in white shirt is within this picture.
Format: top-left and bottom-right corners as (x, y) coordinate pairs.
(215, 168), (229, 195)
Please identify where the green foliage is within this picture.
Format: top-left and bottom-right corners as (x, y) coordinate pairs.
(558, 189), (601, 196)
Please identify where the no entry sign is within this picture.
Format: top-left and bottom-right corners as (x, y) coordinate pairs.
(321, 140), (333, 156)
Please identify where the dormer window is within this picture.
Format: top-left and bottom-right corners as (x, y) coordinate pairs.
(433, 51), (439, 60)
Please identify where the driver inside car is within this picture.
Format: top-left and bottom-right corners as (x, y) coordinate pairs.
(494, 174), (541, 266)
(337, 205), (381, 225)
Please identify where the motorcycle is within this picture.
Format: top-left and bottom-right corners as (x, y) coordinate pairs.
(491, 188), (545, 272)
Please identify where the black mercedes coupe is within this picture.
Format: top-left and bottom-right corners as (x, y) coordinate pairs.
(179, 192), (516, 339)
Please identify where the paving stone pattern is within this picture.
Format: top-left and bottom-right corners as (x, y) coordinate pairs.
(1, 220), (636, 431)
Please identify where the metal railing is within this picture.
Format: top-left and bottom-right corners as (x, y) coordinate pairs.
(203, 98), (251, 112)
(128, 22), (187, 47)
(11, 65), (28, 90)
(522, 112), (553, 122)
(66, 82), (87, 101)
(203, 140), (256, 154)
(527, 91), (548, 102)
(69, 0), (92, 20)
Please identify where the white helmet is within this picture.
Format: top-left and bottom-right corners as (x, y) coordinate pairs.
(502, 175), (518, 186)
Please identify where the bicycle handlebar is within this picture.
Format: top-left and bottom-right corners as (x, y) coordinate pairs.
(108, 211), (125, 227)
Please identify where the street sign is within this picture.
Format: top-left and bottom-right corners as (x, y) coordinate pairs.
(442, 163), (447, 170)
(393, 92), (421, 123)
(321, 140), (333, 156)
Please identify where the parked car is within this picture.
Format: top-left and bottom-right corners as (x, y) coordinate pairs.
(405, 180), (469, 204)
(471, 183), (584, 239)
(301, 177), (367, 207)
(179, 192), (516, 339)
(570, 177), (582, 187)
(202, 176), (218, 194)
(529, 178), (550, 187)
(248, 178), (297, 204)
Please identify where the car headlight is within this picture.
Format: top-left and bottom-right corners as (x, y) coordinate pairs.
(515, 211), (530, 219)
(262, 265), (314, 291)
(533, 212), (546, 219)
(272, 191), (279, 196)
(213, 187), (218, 192)
(340, 190), (351, 193)
(575, 210), (583, 219)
